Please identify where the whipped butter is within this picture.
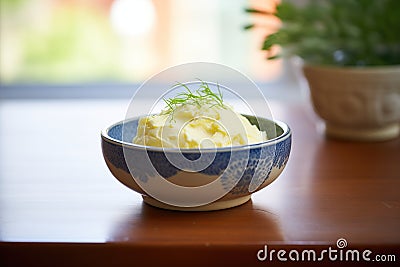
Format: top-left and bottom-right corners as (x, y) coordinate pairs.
(133, 103), (267, 149)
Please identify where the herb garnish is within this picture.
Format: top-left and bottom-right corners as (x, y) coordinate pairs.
(162, 80), (225, 119)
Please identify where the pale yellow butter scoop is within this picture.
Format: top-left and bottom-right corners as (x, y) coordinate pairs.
(133, 83), (267, 148)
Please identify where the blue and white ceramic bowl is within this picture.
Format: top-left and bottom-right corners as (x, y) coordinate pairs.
(101, 115), (291, 211)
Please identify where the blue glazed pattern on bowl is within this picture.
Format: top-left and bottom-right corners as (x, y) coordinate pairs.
(101, 116), (291, 197)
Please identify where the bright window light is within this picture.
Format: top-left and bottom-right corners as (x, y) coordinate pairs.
(110, 0), (155, 36)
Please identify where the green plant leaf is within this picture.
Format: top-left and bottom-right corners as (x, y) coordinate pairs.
(267, 55), (281, 60)
(243, 24), (255, 30)
(244, 8), (272, 15)
(262, 32), (281, 51)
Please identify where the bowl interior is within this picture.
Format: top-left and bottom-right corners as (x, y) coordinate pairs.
(106, 115), (285, 144)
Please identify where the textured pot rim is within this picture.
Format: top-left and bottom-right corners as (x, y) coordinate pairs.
(302, 63), (400, 74)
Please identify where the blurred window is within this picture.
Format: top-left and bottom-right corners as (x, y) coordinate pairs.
(0, 0), (281, 85)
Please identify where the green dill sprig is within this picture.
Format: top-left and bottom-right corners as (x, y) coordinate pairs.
(162, 80), (226, 119)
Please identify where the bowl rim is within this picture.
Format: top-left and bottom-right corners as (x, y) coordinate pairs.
(101, 116), (291, 152)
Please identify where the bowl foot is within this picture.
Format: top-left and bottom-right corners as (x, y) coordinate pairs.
(142, 195), (251, 211)
(325, 123), (400, 141)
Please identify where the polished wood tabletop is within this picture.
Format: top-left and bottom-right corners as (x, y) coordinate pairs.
(0, 99), (399, 266)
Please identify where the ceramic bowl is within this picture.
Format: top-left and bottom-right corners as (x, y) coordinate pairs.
(101, 115), (291, 211)
(302, 64), (400, 141)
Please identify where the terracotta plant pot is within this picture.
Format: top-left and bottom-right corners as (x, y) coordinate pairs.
(302, 65), (400, 141)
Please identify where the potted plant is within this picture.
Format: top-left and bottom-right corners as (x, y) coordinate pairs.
(245, 0), (400, 141)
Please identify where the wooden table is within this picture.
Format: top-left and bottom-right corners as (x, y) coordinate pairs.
(0, 100), (399, 266)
